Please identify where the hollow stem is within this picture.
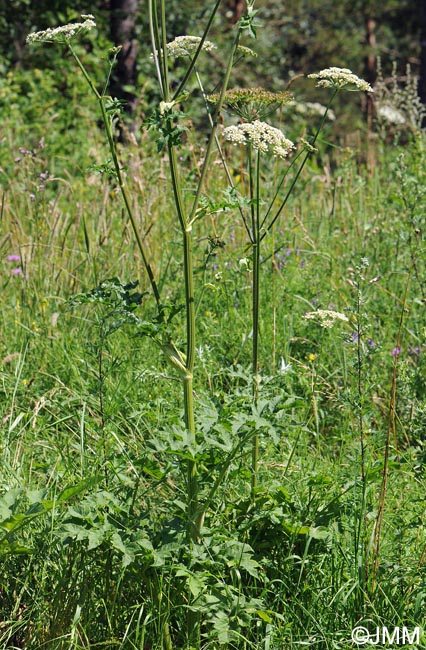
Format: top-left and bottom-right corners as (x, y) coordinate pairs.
(250, 149), (261, 496)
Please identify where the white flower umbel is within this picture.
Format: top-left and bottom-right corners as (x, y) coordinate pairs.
(164, 35), (216, 58)
(308, 67), (373, 92)
(223, 120), (294, 159)
(303, 309), (349, 329)
(377, 104), (406, 125)
(26, 15), (96, 44)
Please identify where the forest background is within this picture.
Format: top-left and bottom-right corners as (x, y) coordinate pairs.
(1, 0), (426, 139)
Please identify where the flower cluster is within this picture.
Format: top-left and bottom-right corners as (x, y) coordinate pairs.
(26, 15), (96, 44)
(209, 87), (292, 121)
(377, 105), (406, 125)
(236, 45), (257, 58)
(303, 309), (349, 328)
(223, 120), (294, 159)
(6, 254), (22, 276)
(163, 35), (216, 58)
(299, 138), (318, 153)
(287, 100), (336, 121)
(308, 68), (373, 92)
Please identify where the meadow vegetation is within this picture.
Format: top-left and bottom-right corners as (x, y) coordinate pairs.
(1, 3), (426, 649)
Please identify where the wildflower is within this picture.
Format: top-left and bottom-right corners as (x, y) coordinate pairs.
(7, 254), (20, 262)
(209, 88), (292, 121)
(26, 15), (96, 45)
(223, 120), (294, 159)
(12, 268), (23, 276)
(391, 346), (401, 356)
(29, 193), (36, 201)
(377, 104), (405, 125)
(236, 45), (257, 58)
(304, 309), (349, 329)
(308, 67), (373, 92)
(158, 35), (216, 59)
(287, 100), (336, 121)
(239, 257), (250, 269)
(279, 357), (292, 374)
(308, 353), (316, 362)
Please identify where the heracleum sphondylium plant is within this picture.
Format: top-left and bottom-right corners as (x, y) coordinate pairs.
(219, 69), (373, 494)
(27, 4), (258, 647)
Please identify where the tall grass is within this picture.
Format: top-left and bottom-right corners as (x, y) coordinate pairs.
(1, 4), (426, 649)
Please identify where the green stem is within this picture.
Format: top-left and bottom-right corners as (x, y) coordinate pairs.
(260, 88), (338, 241)
(169, 137), (198, 542)
(251, 150), (261, 496)
(194, 68), (251, 237)
(68, 45), (163, 319)
(148, 0), (165, 97)
(173, 0), (222, 100)
(188, 29), (242, 224)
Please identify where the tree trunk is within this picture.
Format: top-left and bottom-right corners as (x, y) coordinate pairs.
(110, 0), (139, 121)
(224, 0), (245, 24)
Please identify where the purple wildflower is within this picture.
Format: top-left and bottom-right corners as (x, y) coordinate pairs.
(367, 338), (375, 348)
(285, 248), (292, 256)
(12, 268), (23, 276)
(29, 194), (36, 201)
(391, 346), (401, 357)
(7, 254), (20, 262)
(408, 346), (420, 359)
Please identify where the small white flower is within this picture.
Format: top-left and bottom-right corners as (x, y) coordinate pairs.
(377, 104), (406, 125)
(26, 15), (96, 44)
(223, 120), (294, 159)
(239, 257), (250, 269)
(161, 35), (216, 58)
(308, 67), (373, 92)
(279, 357), (292, 374)
(304, 309), (349, 329)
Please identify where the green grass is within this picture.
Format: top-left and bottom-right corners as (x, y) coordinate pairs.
(2, 14), (426, 648)
(1, 128), (426, 648)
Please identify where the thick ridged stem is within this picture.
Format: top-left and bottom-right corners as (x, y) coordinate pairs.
(250, 149), (261, 496)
